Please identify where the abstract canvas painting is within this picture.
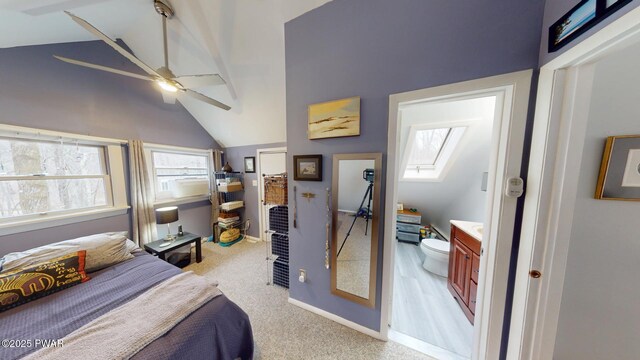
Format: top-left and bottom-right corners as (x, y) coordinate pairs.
(308, 97), (360, 140)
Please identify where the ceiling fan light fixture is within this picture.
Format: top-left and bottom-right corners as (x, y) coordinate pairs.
(157, 80), (178, 92)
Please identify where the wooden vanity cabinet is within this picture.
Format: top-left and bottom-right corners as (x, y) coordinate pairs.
(447, 224), (481, 324)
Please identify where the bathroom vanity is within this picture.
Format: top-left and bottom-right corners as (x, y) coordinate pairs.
(447, 220), (482, 324)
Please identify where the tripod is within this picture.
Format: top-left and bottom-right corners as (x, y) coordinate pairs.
(337, 180), (373, 258)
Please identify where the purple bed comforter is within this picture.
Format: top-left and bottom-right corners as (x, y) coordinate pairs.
(0, 252), (254, 360)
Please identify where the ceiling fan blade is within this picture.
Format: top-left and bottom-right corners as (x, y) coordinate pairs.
(64, 11), (162, 78)
(161, 91), (177, 105)
(173, 74), (226, 89)
(53, 56), (154, 81)
(182, 89), (231, 111)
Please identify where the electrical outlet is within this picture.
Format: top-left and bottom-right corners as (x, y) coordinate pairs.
(298, 269), (307, 283)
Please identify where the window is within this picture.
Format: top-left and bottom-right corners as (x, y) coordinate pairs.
(406, 128), (451, 171)
(149, 149), (211, 202)
(401, 125), (467, 181)
(0, 125), (129, 235)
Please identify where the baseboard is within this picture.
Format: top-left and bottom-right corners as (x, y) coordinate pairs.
(244, 235), (260, 243)
(287, 297), (384, 340)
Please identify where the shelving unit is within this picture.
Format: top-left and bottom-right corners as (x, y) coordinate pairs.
(213, 171), (245, 242)
(263, 173), (289, 288)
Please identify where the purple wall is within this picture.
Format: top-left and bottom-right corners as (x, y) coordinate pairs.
(540, 0), (640, 65)
(285, 0), (544, 331)
(0, 40), (219, 255)
(223, 142), (286, 239)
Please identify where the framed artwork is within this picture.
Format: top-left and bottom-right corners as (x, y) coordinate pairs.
(595, 135), (640, 200)
(244, 156), (255, 173)
(293, 155), (323, 181)
(549, 0), (633, 52)
(308, 96), (360, 140)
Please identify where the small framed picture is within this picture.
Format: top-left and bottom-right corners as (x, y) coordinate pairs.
(293, 155), (323, 181)
(595, 135), (640, 200)
(244, 157), (255, 173)
(549, 0), (597, 52)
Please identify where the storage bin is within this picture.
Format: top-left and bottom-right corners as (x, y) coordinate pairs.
(397, 214), (421, 224)
(396, 222), (421, 233)
(396, 230), (420, 243)
(269, 206), (289, 234)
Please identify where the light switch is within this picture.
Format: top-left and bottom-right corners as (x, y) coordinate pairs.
(252, 180), (258, 187)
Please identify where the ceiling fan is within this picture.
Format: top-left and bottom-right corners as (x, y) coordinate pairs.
(54, 0), (231, 110)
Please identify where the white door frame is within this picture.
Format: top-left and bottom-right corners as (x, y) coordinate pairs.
(507, 7), (640, 360)
(381, 70), (533, 360)
(256, 147), (287, 241)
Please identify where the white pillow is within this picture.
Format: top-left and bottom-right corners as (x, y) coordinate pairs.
(0, 231), (134, 273)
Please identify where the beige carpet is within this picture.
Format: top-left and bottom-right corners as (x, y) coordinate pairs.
(184, 240), (433, 360)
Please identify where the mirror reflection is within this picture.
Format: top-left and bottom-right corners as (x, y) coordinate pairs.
(332, 153), (381, 307)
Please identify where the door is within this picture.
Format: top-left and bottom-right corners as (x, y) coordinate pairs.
(257, 149), (286, 241)
(451, 239), (472, 305)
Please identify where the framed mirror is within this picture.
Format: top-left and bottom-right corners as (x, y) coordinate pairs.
(331, 152), (382, 308)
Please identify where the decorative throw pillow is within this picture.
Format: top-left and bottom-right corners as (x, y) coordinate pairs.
(0, 231), (133, 274)
(0, 251), (89, 312)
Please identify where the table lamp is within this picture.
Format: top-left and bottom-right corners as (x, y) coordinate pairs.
(156, 206), (179, 245)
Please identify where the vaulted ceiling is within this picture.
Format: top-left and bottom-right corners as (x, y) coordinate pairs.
(0, 0), (332, 147)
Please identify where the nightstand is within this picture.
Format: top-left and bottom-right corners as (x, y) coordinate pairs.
(144, 232), (202, 265)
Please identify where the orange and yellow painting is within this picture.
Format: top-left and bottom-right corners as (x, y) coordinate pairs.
(308, 96), (360, 140)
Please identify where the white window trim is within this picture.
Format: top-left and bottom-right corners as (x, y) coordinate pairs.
(144, 143), (213, 205)
(399, 119), (479, 182)
(0, 124), (129, 236)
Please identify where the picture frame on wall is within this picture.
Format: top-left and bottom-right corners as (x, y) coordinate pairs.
(293, 155), (323, 181)
(595, 135), (640, 200)
(308, 96), (360, 140)
(244, 156), (255, 173)
(548, 0), (633, 52)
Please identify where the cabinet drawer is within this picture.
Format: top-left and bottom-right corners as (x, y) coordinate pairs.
(469, 280), (478, 315)
(396, 222), (421, 233)
(396, 230), (420, 243)
(471, 252), (480, 283)
(397, 214), (421, 224)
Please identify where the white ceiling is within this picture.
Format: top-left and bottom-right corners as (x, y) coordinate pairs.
(0, 0), (332, 147)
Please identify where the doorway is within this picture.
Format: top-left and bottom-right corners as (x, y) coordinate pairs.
(256, 147), (287, 241)
(381, 71), (533, 360)
(390, 95), (497, 359)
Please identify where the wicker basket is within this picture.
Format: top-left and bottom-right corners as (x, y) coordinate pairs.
(264, 174), (288, 205)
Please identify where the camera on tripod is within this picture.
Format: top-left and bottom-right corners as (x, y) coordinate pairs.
(363, 168), (374, 183)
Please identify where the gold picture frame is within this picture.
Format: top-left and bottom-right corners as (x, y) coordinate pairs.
(595, 135), (640, 200)
(308, 96), (360, 140)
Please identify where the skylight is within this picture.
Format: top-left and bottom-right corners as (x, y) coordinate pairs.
(401, 125), (467, 181)
(406, 128), (451, 169)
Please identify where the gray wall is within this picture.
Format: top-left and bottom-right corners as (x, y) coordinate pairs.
(553, 39), (640, 360)
(285, 0), (544, 331)
(223, 142), (286, 238)
(540, 0), (640, 65)
(0, 40), (219, 255)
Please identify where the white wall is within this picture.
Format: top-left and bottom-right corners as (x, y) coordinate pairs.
(396, 96), (495, 235)
(338, 159), (374, 213)
(553, 41), (640, 360)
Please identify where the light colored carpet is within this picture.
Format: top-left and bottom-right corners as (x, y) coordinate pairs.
(184, 240), (434, 360)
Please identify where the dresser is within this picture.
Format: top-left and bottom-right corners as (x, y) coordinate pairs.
(396, 209), (421, 244)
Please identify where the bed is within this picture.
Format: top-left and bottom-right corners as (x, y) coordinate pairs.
(0, 250), (254, 360)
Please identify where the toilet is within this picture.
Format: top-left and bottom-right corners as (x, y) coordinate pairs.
(420, 238), (450, 277)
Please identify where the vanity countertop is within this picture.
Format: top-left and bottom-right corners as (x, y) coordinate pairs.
(450, 220), (483, 242)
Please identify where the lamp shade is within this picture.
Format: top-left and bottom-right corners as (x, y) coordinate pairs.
(156, 206), (179, 224)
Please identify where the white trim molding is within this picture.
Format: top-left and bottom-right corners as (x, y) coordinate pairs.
(288, 297), (384, 340)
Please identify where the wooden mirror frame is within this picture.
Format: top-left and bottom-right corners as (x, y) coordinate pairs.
(331, 152), (382, 308)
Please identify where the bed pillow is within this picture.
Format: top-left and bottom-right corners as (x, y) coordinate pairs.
(0, 251), (89, 312)
(0, 232), (133, 274)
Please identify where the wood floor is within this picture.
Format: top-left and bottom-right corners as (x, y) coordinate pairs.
(391, 241), (473, 359)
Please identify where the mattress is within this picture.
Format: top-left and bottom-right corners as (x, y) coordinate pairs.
(0, 252), (254, 360)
